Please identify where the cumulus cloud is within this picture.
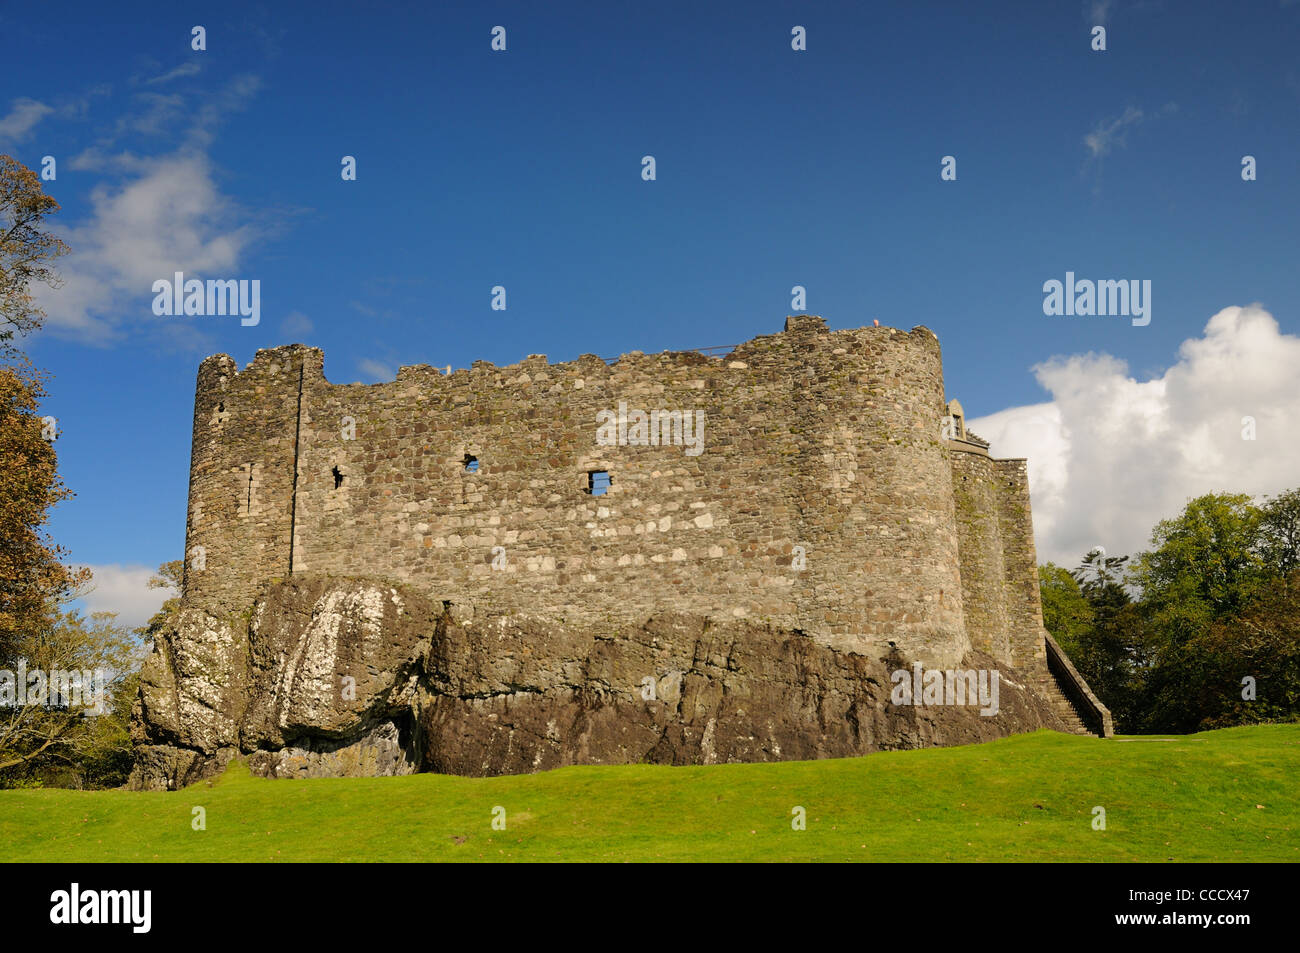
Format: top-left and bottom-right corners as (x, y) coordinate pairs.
(75, 563), (175, 630)
(969, 305), (1299, 566)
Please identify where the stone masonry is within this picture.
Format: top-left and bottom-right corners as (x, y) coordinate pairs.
(130, 315), (1111, 788)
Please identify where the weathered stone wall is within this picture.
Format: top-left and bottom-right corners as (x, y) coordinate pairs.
(136, 315), (1114, 788)
(949, 448), (1012, 662)
(995, 458), (1049, 677)
(184, 349), (312, 617)
(945, 447), (1049, 680)
(180, 316), (1057, 678)
(185, 316), (973, 668)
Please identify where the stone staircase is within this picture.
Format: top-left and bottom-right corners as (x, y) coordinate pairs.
(1040, 631), (1114, 738)
(1042, 668), (1095, 735)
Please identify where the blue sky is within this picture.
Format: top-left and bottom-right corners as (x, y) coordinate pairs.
(3, 0), (1299, 624)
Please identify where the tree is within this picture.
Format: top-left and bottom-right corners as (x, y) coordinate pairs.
(1038, 563), (1094, 658)
(1131, 492), (1265, 641)
(1070, 551), (1150, 731)
(1259, 488), (1300, 586)
(1130, 494), (1273, 731)
(1073, 549), (1131, 618)
(0, 361), (88, 658)
(138, 560), (183, 642)
(1040, 554), (1153, 731)
(0, 559), (175, 788)
(0, 155), (79, 657)
(1043, 493), (1300, 733)
(1178, 572), (1300, 730)
(0, 154), (68, 354)
(0, 608), (145, 787)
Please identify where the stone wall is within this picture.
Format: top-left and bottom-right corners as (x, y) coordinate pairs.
(995, 458), (1050, 677)
(183, 349), (306, 617)
(136, 314), (1117, 788)
(949, 448), (1012, 662)
(184, 316), (979, 668)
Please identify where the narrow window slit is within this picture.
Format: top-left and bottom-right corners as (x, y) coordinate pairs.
(587, 470), (611, 496)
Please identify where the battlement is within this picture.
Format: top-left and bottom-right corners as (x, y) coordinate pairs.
(180, 316), (1046, 675)
(199, 317), (941, 392)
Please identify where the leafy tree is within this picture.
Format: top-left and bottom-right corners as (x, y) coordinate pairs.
(0, 559), (177, 788)
(137, 560), (183, 642)
(1070, 550), (1150, 730)
(1129, 494), (1278, 731)
(1040, 554), (1153, 731)
(0, 154), (69, 354)
(0, 155), (80, 658)
(1170, 572), (1300, 731)
(0, 608), (145, 787)
(1038, 563), (1093, 658)
(1259, 489), (1300, 585)
(1131, 493), (1265, 642)
(1043, 492), (1300, 732)
(0, 361), (88, 658)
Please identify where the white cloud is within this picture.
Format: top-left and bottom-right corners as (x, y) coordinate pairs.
(358, 358), (395, 382)
(969, 305), (1300, 567)
(0, 97), (54, 146)
(32, 151), (259, 345)
(29, 76), (265, 346)
(0, 89), (111, 148)
(144, 62), (202, 86)
(1084, 105), (1144, 158)
(111, 92), (185, 138)
(75, 563), (175, 630)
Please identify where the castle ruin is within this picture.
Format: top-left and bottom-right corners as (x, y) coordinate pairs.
(130, 315), (1111, 788)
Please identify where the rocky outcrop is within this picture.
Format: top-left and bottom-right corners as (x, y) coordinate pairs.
(129, 575), (1077, 790)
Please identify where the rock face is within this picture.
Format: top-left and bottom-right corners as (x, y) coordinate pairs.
(130, 575), (1074, 789)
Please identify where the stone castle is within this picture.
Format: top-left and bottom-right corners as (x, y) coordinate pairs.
(130, 315), (1111, 789)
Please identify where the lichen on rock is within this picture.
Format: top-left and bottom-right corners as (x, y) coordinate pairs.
(129, 575), (1074, 789)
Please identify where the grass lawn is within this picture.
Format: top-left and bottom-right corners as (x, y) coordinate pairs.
(2, 725), (1296, 862)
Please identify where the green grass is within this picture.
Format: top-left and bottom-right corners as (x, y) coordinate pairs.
(2, 726), (1297, 862)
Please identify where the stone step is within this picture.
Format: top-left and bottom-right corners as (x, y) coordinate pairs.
(1042, 668), (1101, 737)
